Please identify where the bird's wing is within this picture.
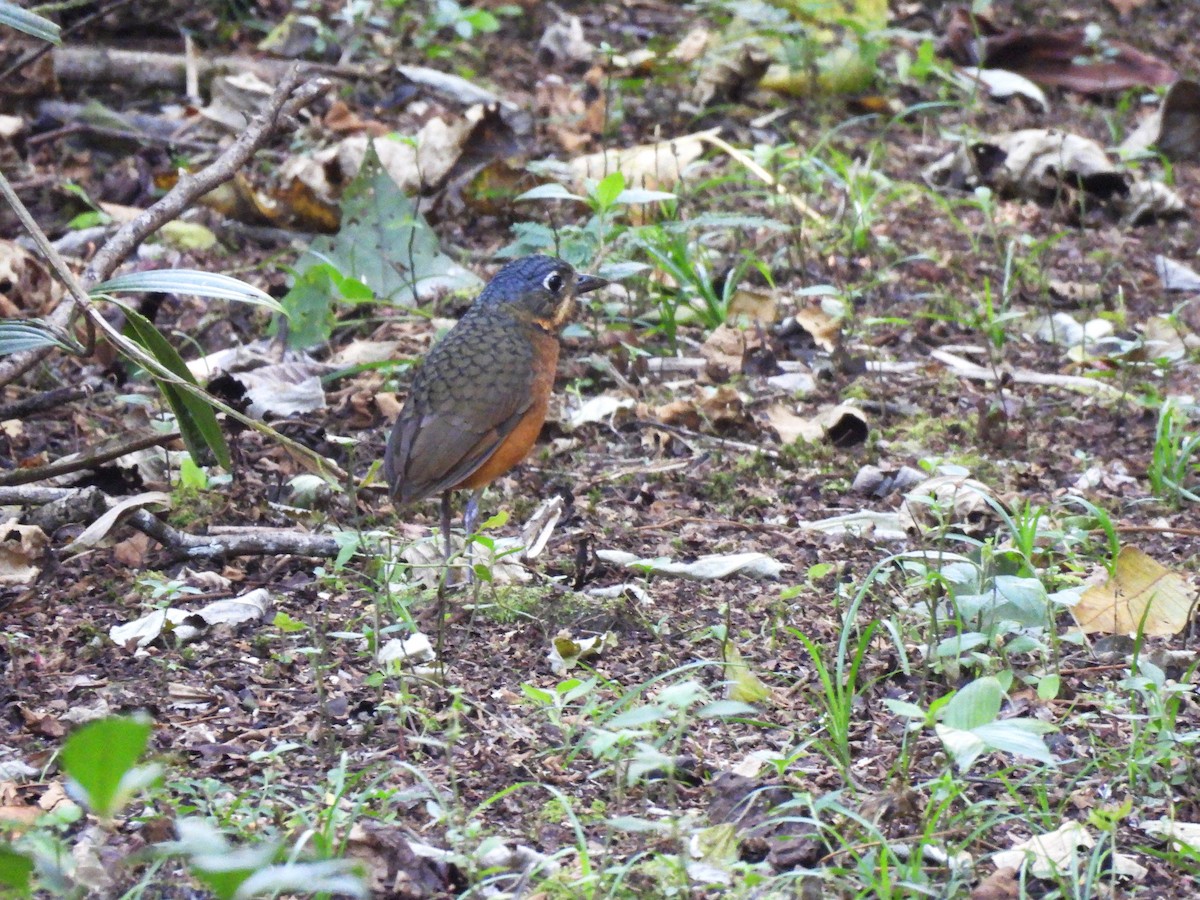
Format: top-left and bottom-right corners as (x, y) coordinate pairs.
(385, 321), (535, 505)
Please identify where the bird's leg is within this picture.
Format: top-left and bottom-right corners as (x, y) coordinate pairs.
(463, 488), (484, 582)
(440, 492), (453, 564)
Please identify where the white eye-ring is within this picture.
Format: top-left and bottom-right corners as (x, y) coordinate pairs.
(544, 271), (565, 293)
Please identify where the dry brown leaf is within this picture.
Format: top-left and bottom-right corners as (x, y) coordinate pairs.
(654, 399), (702, 430)
(0, 520), (48, 585)
(699, 324), (747, 380)
(941, 7), (1177, 95)
(727, 289), (777, 325)
(766, 403), (822, 445)
(698, 385), (748, 427)
(1072, 546), (1196, 636)
(671, 26), (712, 64)
(791, 304), (841, 353)
(569, 128), (716, 190)
(0, 240), (53, 317)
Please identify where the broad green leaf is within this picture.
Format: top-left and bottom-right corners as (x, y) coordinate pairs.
(0, 321), (78, 356)
(516, 183), (585, 202)
(61, 715), (153, 818)
(972, 721), (1058, 765)
(592, 171), (626, 210)
(191, 844), (279, 900)
(0, 0), (60, 43)
(606, 706), (664, 729)
(606, 815), (670, 833)
(273, 612), (307, 633)
(234, 861), (366, 899)
(278, 265), (340, 347)
(934, 724), (986, 772)
(0, 844), (33, 894)
(95, 270), (283, 315)
(939, 677), (1003, 731)
(614, 188), (676, 205)
(288, 140), (481, 338)
(954, 575), (1049, 629)
(116, 302), (231, 469)
(882, 699), (927, 720)
(697, 700), (757, 718)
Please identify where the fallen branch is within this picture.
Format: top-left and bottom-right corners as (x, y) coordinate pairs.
(0, 384), (95, 420)
(0, 430), (181, 487)
(0, 484), (345, 561)
(928, 348), (1125, 398)
(126, 511), (344, 562)
(50, 45), (377, 92)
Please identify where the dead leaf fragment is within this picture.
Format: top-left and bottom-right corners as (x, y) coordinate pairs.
(596, 549), (786, 581)
(900, 474), (997, 537)
(549, 630), (617, 674)
(1072, 546), (1196, 636)
(0, 240), (54, 317)
(570, 128), (716, 191)
(64, 492), (171, 554)
(941, 8), (1177, 95)
(692, 43), (771, 108)
(0, 521), (49, 585)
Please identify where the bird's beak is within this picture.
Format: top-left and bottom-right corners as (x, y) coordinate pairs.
(574, 273), (609, 295)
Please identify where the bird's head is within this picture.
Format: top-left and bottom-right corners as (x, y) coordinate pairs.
(479, 255), (608, 332)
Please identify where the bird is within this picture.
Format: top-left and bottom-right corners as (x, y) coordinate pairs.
(384, 255), (608, 563)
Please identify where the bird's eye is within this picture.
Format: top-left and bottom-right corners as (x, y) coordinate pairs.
(544, 271), (565, 293)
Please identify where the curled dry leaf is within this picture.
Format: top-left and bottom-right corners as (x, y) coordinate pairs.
(798, 511), (908, 541)
(569, 128), (717, 190)
(992, 820), (1147, 881)
(767, 403), (867, 447)
(700, 324), (749, 380)
(597, 549), (786, 581)
(565, 394), (637, 430)
(899, 474), (998, 538)
(1142, 819), (1200, 852)
(0, 520), (49, 585)
(233, 360), (328, 419)
(324, 103), (517, 196)
(109, 588), (273, 649)
(549, 630), (617, 674)
(1157, 255), (1200, 292)
(377, 633), (435, 668)
(536, 14), (594, 68)
(1071, 546), (1196, 636)
(692, 43), (772, 109)
(671, 26), (712, 64)
(941, 7), (1177, 95)
(925, 129), (1124, 200)
(955, 66), (1049, 111)
(0, 239), (54, 317)
(63, 492), (171, 554)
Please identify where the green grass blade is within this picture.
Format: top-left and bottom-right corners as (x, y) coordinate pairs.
(117, 303), (232, 469)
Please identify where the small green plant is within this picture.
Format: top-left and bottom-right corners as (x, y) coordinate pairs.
(886, 675), (1058, 772)
(788, 622), (877, 776)
(1147, 400), (1200, 506)
(504, 170), (673, 269)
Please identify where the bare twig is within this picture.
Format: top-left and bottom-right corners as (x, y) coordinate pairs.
(127, 511), (344, 561)
(0, 430), (181, 487)
(0, 384), (95, 420)
(0, 484), (345, 561)
(48, 46), (378, 92)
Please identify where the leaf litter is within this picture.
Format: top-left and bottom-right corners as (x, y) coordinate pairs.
(3, 1), (1200, 897)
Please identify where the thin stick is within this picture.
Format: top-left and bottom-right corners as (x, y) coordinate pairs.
(0, 431), (181, 487)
